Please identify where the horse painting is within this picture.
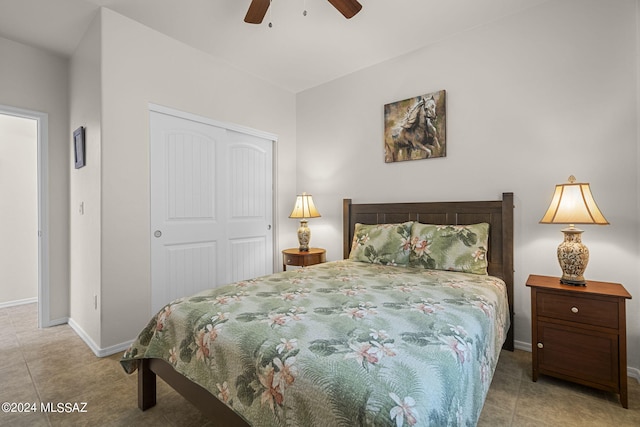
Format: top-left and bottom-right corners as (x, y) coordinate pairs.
(384, 90), (446, 162)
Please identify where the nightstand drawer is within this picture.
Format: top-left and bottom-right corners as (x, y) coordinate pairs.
(284, 252), (325, 266)
(537, 291), (618, 329)
(283, 254), (298, 266)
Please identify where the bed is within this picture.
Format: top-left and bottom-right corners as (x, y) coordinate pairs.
(121, 193), (514, 426)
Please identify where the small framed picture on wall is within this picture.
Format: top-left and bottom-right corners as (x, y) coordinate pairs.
(74, 126), (85, 169)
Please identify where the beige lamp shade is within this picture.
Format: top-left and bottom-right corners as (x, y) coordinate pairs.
(289, 193), (321, 252)
(540, 175), (608, 286)
(289, 193), (321, 219)
(540, 175), (609, 225)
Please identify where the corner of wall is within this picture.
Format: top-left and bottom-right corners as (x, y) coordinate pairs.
(69, 8), (103, 347)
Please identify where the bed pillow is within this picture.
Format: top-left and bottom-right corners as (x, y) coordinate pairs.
(349, 222), (413, 265)
(409, 222), (490, 275)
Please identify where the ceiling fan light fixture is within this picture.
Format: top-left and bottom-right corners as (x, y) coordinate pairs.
(244, 0), (362, 24)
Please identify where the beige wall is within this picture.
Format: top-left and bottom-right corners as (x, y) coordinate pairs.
(297, 0), (640, 375)
(0, 36), (69, 323)
(0, 114), (37, 305)
(68, 8), (298, 352)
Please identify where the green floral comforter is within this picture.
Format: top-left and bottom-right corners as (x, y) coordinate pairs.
(121, 260), (509, 426)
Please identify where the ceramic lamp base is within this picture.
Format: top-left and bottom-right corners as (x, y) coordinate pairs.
(557, 226), (588, 286)
(297, 220), (311, 251)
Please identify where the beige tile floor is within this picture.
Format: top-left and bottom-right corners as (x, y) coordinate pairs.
(0, 302), (638, 426)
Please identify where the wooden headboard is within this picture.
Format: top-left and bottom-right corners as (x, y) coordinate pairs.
(342, 193), (514, 351)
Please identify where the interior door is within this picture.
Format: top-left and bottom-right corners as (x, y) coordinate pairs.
(150, 110), (273, 314)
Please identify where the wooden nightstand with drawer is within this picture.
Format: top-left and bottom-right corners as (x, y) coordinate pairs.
(282, 248), (326, 271)
(526, 274), (632, 408)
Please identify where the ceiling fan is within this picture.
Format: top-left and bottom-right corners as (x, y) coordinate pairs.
(244, 0), (362, 24)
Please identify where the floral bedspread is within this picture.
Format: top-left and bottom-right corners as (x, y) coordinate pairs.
(121, 260), (509, 426)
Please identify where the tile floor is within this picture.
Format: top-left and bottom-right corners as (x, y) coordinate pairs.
(0, 303), (638, 426)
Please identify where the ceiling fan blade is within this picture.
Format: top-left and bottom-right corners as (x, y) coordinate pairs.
(327, 0), (362, 19)
(244, 0), (270, 24)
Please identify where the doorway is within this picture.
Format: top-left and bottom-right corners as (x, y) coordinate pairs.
(0, 105), (49, 327)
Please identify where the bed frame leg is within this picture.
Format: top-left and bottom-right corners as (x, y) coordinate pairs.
(138, 358), (157, 410)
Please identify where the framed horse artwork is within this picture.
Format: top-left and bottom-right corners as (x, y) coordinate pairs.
(384, 90), (446, 162)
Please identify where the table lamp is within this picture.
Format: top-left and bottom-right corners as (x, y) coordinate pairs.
(539, 175), (609, 285)
(289, 192), (321, 251)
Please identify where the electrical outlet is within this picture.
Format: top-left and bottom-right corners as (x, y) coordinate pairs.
(79, 202), (84, 215)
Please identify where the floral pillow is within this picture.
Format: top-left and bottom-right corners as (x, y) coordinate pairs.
(349, 222), (413, 265)
(409, 222), (490, 275)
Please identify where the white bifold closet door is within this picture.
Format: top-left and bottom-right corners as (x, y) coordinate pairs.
(150, 109), (273, 314)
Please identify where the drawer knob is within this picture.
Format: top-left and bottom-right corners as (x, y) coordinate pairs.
(571, 306), (579, 314)
(537, 343), (544, 349)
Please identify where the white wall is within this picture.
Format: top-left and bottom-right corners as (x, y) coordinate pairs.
(297, 0), (640, 374)
(0, 36), (69, 323)
(67, 8), (298, 352)
(69, 13), (103, 346)
(0, 114), (37, 305)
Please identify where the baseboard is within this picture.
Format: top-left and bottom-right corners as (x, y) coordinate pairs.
(42, 316), (69, 328)
(0, 297), (37, 309)
(100, 340), (134, 357)
(514, 339), (531, 352)
(67, 318), (100, 356)
(513, 339), (640, 384)
(68, 317), (133, 358)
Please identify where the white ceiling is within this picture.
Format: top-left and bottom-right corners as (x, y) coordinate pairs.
(0, 0), (549, 93)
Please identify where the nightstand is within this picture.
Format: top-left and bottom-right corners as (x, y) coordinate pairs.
(526, 274), (632, 408)
(282, 248), (326, 271)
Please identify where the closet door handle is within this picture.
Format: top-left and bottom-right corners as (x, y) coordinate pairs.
(154, 230), (162, 238)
